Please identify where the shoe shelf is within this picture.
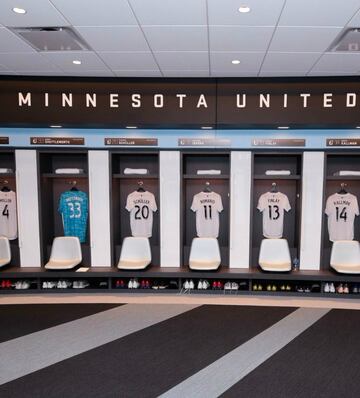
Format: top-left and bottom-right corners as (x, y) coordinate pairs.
(1, 267), (360, 298)
(112, 174), (159, 179)
(253, 175), (301, 180)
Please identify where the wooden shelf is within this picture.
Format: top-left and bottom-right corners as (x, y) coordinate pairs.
(0, 173), (15, 178)
(253, 174), (301, 180)
(183, 174), (229, 180)
(327, 176), (360, 180)
(42, 173), (88, 178)
(113, 174), (159, 179)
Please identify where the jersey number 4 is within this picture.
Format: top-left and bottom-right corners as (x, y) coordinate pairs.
(135, 205), (149, 220)
(268, 205), (280, 220)
(2, 205), (9, 219)
(336, 206), (347, 222)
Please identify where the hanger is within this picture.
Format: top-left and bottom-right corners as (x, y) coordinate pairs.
(1, 180), (10, 192)
(137, 181), (145, 192)
(69, 180), (78, 191)
(270, 182), (278, 193)
(338, 182), (348, 195)
(203, 181), (212, 193)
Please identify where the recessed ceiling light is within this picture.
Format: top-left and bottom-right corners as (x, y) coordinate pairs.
(12, 7), (26, 14)
(278, 126), (289, 129)
(238, 5), (250, 13)
(72, 60), (81, 65)
(232, 59), (241, 65)
(126, 126), (137, 129)
(201, 126), (213, 129)
(50, 125), (62, 128)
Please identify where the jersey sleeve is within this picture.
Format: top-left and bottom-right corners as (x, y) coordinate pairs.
(191, 194), (199, 212)
(284, 195), (291, 212)
(125, 193), (134, 212)
(58, 193), (64, 214)
(150, 194), (157, 212)
(257, 194), (266, 212)
(325, 196), (332, 215)
(217, 194), (223, 213)
(353, 196), (360, 216)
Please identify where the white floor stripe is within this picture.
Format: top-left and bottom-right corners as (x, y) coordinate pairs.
(0, 303), (199, 386)
(160, 307), (330, 398)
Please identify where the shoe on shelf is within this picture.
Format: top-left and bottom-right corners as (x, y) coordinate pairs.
(218, 281), (223, 290)
(266, 285), (272, 291)
(304, 287), (310, 293)
(353, 285), (359, 294)
(253, 284), (258, 291)
(202, 280), (210, 290)
(297, 286), (304, 293)
(189, 280), (195, 290)
(14, 281), (21, 290)
(337, 284), (344, 294)
(272, 285), (277, 292)
(280, 285), (286, 291)
(257, 284), (263, 291)
(128, 279), (134, 289)
(133, 279), (140, 289)
(344, 284), (349, 294)
(324, 283), (330, 293)
(42, 281), (48, 289)
(231, 282), (239, 290)
(224, 282), (232, 290)
(330, 283), (335, 293)
(197, 280), (203, 290)
(286, 285), (291, 291)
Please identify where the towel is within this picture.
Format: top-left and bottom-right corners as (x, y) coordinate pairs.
(55, 168), (84, 174)
(197, 170), (221, 175)
(265, 170), (291, 176)
(124, 168), (149, 175)
(0, 168), (13, 173)
(334, 170), (360, 176)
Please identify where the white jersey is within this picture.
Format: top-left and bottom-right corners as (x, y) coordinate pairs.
(257, 191), (291, 239)
(191, 191), (223, 238)
(325, 192), (359, 242)
(0, 190), (17, 240)
(126, 191), (157, 238)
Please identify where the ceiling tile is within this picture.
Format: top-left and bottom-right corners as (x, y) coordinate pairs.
(42, 51), (110, 72)
(211, 52), (264, 73)
(259, 71), (309, 76)
(211, 71), (259, 77)
(0, 0), (69, 27)
(98, 52), (158, 69)
(0, 71), (17, 75)
(0, 27), (35, 52)
(114, 70), (162, 77)
(269, 27), (343, 52)
(154, 51), (208, 70)
(75, 26), (150, 51)
(64, 70), (116, 77)
(129, 0), (207, 25)
(0, 53), (61, 72)
(162, 70), (209, 77)
(51, 0), (137, 26)
(209, 26), (274, 51)
(307, 70), (358, 76)
(279, 0), (360, 27)
(143, 26), (208, 51)
(208, 0), (285, 26)
(310, 52), (360, 73)
(261, 52), (321, 73)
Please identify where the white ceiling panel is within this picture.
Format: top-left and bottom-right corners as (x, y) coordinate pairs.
(310, 52), (360, 73)
(114, 70), (162, 77)
(211, 70), (259, 77)
(143, 26), (208, 51)
(154, 51), (208, 70)
(207, 0), (285, 26)
(279, 0), (360, 27)
(0, 27), (35, 52)
(269, 27), (343, 52)
(307, 70), (359, 76)
(259, 71), (313, 77)
(51, 0), (138, 26)
(163, 70), (209, 77)
(209, 26), (274, 51)
(43, 51), (110, 72)
(99, 52), (158, 70)
(211, 52), (264, 73)
(129, 0), (207, 26)
(75, 26), (150, 52)
(63, 70), (116, 77)
(0, 0), (69, 27)
(0, 52), (61, 72)
(261, 52), (321, 73)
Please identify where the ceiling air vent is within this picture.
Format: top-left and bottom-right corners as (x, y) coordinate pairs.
(331, 28), (360, 52)
(12, 27), (90, 51)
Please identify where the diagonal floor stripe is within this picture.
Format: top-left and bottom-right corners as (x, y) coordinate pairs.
(0, 303), (199, 386)
(160, 307), (330, 398)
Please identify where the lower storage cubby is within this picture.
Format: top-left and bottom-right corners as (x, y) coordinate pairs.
(323, 281), (360, 295)
(0, 278), (38, 291)
(251, 280), (321, 294)
(180, 278), (249, 293)
(112, 278), (179, 292)
(40, 277), (109, 291)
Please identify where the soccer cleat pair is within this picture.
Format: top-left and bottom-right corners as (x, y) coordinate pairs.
(252, 284), (263, 291)
(224, 282), (239, 291)
(183, 280), (195, 290)
(73, 280), (90, 289)
(1, 280), (12, 288)
(140, 280), (151, 289)
(212, 281), (224, 290)
(280, 285), (291, 291)
(128, 279), (140, 289)
(14, 281), (30, 290)
(266, 284), (277, 292)
(197, 280), (210, 290)
(56, 280), (72, 289)
(336, 283), (349, 294)
(324, 283), (335, 293)
(115, 279), (125, 288)
(42, 281), (56, 289)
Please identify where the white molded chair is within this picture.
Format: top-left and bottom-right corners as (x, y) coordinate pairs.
(117, 237), (151, 270)
(189, 238), (221, 271)
(258, 238), (292, 272)
(0, 237), (11, 268)
(330, 240), (360, 274)
(45, 237), (82, 270)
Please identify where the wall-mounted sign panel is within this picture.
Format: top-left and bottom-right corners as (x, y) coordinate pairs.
(30, 137), (84, 145)
(326, 138), (360, 146)
(252, 138), (306, 147)
(104, 138), (158, 146)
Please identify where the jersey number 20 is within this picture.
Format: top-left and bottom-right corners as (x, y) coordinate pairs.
(135, 205), (149, 220)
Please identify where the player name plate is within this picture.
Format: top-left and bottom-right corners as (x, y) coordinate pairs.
(0, 137), (9, 144)
(104, 138), (158, 146)
(178, 138), (231, 146)
(327, 138), (360, 147)
(30, 137), (84, 145)
(252, 138), (305, 147)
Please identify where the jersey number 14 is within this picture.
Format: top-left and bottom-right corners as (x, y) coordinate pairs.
(335, 206), (347, 222)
